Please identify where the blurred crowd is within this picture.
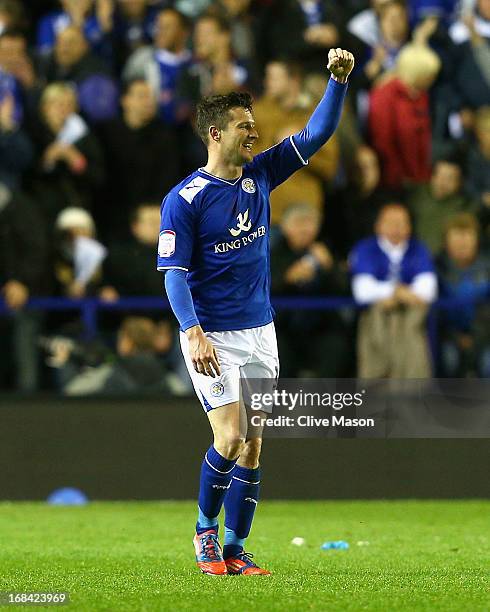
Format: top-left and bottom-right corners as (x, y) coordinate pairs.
(1, 0), (490, 393)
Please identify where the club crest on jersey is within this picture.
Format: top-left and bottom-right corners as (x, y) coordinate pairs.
(229, 209), (252, 237)
(158, 230), (175, 257)
(241, 177), (256, 193)
(210, 382), (225, 397)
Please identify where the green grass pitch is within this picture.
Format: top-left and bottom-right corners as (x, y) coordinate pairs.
(1, 500), (489, 611)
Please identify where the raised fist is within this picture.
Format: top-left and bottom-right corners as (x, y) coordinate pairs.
(327, 48), (355, 83)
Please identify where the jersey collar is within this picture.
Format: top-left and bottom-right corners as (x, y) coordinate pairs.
(197, 168), (242, 186)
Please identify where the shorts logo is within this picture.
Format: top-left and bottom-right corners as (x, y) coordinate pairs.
(210, 382), (225, 397)
(241, 178), (256, 194)
(158, 230), (175, 257)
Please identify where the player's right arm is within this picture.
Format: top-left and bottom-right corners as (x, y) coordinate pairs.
(158, 191), (220, 378)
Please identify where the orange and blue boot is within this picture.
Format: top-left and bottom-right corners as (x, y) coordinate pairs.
(193, 529), (227, 575)
(225, 551), (271, 575)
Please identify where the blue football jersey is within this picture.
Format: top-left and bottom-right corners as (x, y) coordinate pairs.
(157, 136), (307, 331)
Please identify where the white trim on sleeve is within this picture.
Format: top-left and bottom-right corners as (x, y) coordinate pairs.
(289, 135), (309, 166)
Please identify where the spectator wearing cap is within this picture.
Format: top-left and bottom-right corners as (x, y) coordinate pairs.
(29, 82), (105, 223)
(436, 213), (490, 377)
(39, 25), (118, 123)
(350, 202), (437, 378)
(368, 43), (441, 192)
(53, 206), (107, 299)
(408, 157), (478, 254)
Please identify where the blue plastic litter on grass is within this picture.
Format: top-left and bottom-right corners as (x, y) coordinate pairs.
(47, 487), (88, 505)
(321, 540), (349, 550)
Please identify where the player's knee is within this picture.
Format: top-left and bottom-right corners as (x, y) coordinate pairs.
(239, 438), (262, 468)
(214, 433), (245, 460)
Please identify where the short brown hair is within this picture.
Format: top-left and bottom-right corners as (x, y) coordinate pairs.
(444, 213), (480, 236)
(196, 91), (253, 144)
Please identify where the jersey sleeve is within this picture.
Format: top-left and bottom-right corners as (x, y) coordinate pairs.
(157, 191), (195, 272)
(249, 136), (308, 191)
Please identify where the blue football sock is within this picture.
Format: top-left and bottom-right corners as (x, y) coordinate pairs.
(196, 445), (237, 535)
(223, 464), (260, 558)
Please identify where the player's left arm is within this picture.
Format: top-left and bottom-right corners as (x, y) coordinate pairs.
(292, 48), (354, 161)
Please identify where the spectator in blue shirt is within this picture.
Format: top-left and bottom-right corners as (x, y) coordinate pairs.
(350, 202), (437, 377)
(37, 0), (112, 55)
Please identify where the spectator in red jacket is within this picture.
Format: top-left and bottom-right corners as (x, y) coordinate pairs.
(368, 43), (441, 192)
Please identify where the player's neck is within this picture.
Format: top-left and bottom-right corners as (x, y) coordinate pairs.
(202, 159), (242, 181)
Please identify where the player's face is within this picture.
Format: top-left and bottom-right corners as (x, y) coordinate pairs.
(220, 107), (258, 166)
